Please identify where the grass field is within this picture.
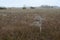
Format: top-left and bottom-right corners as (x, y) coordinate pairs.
(0, 8), (60, 40)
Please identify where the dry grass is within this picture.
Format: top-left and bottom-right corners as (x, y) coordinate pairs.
(0, 8), (60, 40)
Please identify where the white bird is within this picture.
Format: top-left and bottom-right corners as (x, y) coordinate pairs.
(31, 14), (45, 33)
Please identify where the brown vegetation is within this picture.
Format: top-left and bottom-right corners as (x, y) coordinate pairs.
(0, 8), (60, 40)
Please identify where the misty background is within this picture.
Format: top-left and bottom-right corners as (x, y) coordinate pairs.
(0, 0), (60, 7)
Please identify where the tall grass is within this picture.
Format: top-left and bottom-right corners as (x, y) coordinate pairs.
(0, 8), (60, 40)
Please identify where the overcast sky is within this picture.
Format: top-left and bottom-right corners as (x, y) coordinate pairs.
(0, 0), (60, 7)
